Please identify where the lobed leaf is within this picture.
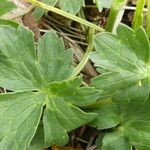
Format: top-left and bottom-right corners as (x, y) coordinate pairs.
(90, 24), (150, 102)
(87, 97), (150, 149)
(0, 24), (99, 149)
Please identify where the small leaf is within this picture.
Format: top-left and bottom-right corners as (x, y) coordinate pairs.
(0, 0), (16, 17)
(90, 24), (150, 102)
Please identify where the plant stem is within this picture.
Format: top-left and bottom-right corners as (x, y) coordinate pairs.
(71, 28), (95, 78)
(105, 0), (127, 32)
(26, 0), (104, 32)
(78, 9), (87, 32)
(146, 0), (150, 37)
(132, 0), (146, 30)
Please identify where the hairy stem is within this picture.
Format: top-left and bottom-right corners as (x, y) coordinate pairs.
(71, 28), (95, 78)
(26, 0), (104, 32)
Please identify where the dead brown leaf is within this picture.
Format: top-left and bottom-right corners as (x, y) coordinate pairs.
(22, 12), (41, 41)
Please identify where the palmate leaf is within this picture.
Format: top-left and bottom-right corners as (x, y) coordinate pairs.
(33, 0), (85, 20)
(87, 97), (150, 150)
(0, 0), (16, 17)
(0, 24), (99, 150)
(90, 24), (150, 102)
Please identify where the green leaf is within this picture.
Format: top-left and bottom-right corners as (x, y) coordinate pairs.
(59, 0), (84, 14)
(113, 78), (150, 103)
(43, 97), (96, 146)
(0, 92), (44, 150)
(0, 19), (19, 28)
(28, 122), (49, 150)
(47, 77), (100, 106)
(33, 0), (57, 20)
(37, 31), (74, 82)
(117, 24), (150, 63)
(87, 98), (150, 150)
(0, 25), (98, 149)
(102, 131), (131, 150)
(0, 25), (44, 91)
(0, 0), (16, 17)
(87, 99), (120, 129)
(93, 0), (112, 11)
(33, 0), (85, 20)
(90, 24), (150, 102)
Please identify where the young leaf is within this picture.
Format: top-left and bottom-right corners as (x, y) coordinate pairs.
(0, 0), (16, 17)
(87, 97), (150, 150)
(0, 25), (99, 149)
(90, 23), (150, 102)
(33, 0), (85, 20)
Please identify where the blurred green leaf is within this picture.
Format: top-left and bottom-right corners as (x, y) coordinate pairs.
(0, 0), (16, 17)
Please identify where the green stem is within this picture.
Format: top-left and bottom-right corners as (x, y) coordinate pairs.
(78, 9), (87, 32)
(146, 0), (150, 37)
(71, 28), (95, 78)
(26, 0), (104, 32)
(105, 0), (127, 32)
(132, 0), (146, 30)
